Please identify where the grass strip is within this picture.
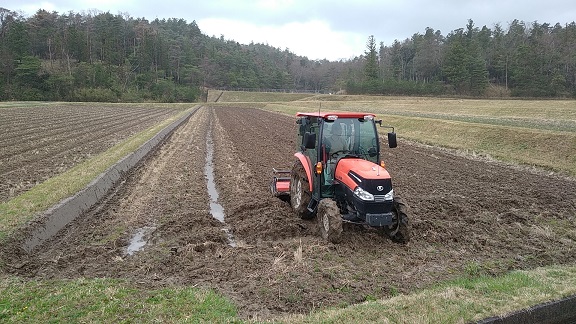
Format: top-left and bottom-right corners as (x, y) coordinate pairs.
(0, 107), (195, 241)
(280, 264), (576, 323)
(0, 277), (237, 323)
(208, 90), (315, 103)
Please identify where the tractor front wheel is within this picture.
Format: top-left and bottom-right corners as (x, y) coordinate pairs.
(317, 199), (343, 243)
(290, 162), (312, 219)
(383, 197), (410, 244)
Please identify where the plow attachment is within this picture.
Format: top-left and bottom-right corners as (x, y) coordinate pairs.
(271, 168), (291, 197)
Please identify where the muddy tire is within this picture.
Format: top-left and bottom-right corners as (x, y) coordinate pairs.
(384, 197), (410, 244)
(317, 199), (343, 243)
(290, 162), (312, 219)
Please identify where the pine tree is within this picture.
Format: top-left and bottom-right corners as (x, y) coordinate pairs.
(364, 35), (379, 93)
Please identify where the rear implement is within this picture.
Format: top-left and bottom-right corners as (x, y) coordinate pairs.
(271, 168), (291, 197)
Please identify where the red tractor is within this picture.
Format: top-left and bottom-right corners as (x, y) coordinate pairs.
(272, 112), (409, 243)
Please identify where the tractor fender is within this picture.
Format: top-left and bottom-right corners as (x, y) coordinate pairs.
(294, 152), (313, 192)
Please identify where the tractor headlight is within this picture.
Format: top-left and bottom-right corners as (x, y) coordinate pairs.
(353, 186), (374, 201)
(383, 189), (394, 201)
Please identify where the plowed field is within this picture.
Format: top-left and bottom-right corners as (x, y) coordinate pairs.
(0, 103), (184, 202)
(3, 106), (576, 320)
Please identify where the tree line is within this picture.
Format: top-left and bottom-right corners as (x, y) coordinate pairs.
(354, 19), (576, 97)
(1, 7), (575, 102)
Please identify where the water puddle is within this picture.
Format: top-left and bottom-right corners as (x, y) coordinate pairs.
(205, 130), (225, 222)
(205, 123), (236, 247)
(126, 226), (155, 256)
(222, 228), (237, 248)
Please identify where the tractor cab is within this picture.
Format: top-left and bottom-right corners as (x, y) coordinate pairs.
(293, 112), (396, 198)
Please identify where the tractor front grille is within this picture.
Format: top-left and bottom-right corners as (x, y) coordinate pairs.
(373, 195), (392, 203)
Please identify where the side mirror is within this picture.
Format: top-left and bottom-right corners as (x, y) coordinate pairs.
(303, 132), (316, 149)
(387, 132), (397, 148)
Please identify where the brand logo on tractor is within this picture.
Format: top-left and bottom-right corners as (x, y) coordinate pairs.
(377, 185), (384, 191)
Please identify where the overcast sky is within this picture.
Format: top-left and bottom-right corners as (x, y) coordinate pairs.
(3, 0), (576, 61)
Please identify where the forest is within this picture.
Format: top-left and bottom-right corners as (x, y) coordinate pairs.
(1, 7), (575, 102)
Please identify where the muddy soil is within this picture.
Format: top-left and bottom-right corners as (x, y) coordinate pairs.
(2, 106), (576, 320)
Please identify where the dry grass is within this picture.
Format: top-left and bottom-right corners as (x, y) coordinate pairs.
(293, 239), (303, 264)
(273, 251), (287, 268)
(382, 115), (576, 175)
(207, 90), (315, 103)
(275, 95), (576, 121)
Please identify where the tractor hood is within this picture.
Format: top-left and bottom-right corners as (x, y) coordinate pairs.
(334, 158), (392, 193)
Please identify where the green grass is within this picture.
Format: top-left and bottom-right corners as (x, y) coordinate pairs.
(0, 277), (238, 323)
(2, 265), (575, 323)
(0, 107), (196, 241)
(279, 265), (576, 323)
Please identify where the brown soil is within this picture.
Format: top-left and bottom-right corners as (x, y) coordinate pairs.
(0, 103), (183, 202)
(2, 106), (576, 320)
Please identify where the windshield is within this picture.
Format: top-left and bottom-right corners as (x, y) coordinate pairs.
(323, 117), (378, 163)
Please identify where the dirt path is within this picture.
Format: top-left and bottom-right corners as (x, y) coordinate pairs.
(4, 106), (576, 320)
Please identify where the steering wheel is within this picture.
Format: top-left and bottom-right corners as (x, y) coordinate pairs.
(357, 146), (378, 159)
(331, 149), (353, 159)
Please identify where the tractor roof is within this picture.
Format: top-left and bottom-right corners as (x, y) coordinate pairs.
(296, 112), (376, 119)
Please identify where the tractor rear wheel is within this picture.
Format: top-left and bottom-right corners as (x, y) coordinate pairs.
(383, 197), (410, 244)
(317, 199), (343, 243)
(290, 162), (312, 219)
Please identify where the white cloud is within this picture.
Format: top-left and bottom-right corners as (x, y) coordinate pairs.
(198, 18), (365, 60)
